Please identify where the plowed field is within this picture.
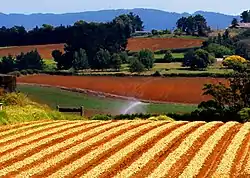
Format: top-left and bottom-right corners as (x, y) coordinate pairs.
(0, 44), (64, 59)
(0, 38), (203, 59)
(126, 38), (204, 51)
(0, 120), (249, 177)
(17, 75), (227, 104)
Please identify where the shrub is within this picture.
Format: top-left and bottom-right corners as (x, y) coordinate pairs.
(93, 48), (111, 70)
(119, 51), (129, 63)
(148, 115), (174, 121)
(16, 50), (44, 70)
(20, 70), (28, 75)
(205, 43), (233, 58)
(223, 55), (247, 71)
(152, 71), (162, 77)
(0, 55), (15, 74)
(129, 58), (145, 73)
(138, 49), (155, 70)
(7, 71), (21, 77)
(183, 49), (214, 69)
(26, 69), (34, 74)
(236, 39), (250, 60)
(0, 92), (30, 106)
(238, 108), (250, 122)
(91, 114), (112, 120)
(163, 50), (174, 63)
(110, 53), (122, 71)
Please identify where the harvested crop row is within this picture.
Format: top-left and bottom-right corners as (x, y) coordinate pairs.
(0, 120), (249, 177)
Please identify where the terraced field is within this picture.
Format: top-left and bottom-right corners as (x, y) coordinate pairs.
(0, 120), (249, 177)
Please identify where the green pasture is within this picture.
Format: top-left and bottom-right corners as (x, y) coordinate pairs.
(154, 53), (184, 59)
(18, 85), (197, 116)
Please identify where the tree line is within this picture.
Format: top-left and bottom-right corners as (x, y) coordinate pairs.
(0, 12), (143, 47)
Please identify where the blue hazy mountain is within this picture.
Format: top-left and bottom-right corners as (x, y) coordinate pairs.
(0, 8), (240, 30)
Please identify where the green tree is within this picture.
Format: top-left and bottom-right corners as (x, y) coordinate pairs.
(138, 49), (154, 70)
(231, 18), (239, 28)
(129, 58), (145, 73)
(93, 49), (111, 70)
(110, 53), (122, 71)
(16, 50), (44, 70)
(217, 33), (222, 45)
(194, 72), (250, 122)
(176, 15), (209, 36)
(183, 49), (195, 67)
(72, 48), (89, 70)
(0, 55), (15, 73)
(183, 49), (214, 69)
(52, 50), (72, 70)
(205, 43), (233, 58)
(119, 51), (129, 64)
(240, 10), (250, 23)
(163, 50), (174, 63)
(235, 39), (250, 60)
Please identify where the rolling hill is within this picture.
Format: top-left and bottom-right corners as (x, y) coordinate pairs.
(0, 8), (240, 30)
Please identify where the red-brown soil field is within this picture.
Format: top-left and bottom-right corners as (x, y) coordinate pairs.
(17, 75), (227, 104)
(0, 120), (249, 177)
(0, 44), (64, 59)
(0, 38), (204, 59)
(126, 38), (204, 51)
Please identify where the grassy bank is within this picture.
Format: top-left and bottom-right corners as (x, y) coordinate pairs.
(18, 85), (197, 116)
(0, 92), (86, 125)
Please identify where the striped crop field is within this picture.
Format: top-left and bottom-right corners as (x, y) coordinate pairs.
(0, 120), (249, 177)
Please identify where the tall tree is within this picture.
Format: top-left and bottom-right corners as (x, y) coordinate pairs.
(176, 15), (209, 36)
(72, 48), (89, 70)
(240, 10), (250, 23)
(231, 18), (239, 28)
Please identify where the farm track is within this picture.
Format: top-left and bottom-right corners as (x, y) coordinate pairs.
(0, 120), (249, 177)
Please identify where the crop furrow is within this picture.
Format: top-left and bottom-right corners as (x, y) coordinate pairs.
(117, 121), (205, 178)
(98, 122), (187, 178)
(7, 121), (138, 177)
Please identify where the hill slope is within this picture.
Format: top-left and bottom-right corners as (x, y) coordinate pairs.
(0, 8), (240, 30)
(0, 120), (249, 177)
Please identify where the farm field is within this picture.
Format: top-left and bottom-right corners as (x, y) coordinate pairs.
(0, 120), (249, 177)
(0, 44), (64, 59)
(18, 85), (196, 117)
(0, 37), (204, 59)
(17, 75), (227, 104)
(154, 53), (185, 59)
(127, 38), (204, 52)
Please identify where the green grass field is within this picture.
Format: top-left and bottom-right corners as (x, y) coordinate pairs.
(18, 85), (197, 116)
(154, 53), (184, 59)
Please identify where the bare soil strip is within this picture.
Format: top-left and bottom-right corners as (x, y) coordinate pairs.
(4, 121), (136, 177)
(126, 122), (204, 178)
(0, 122), (71, 147)
(230, 132), (250, 177)
(0, 121), (93, 157)
(165, 122), (222, 177)
(97, 122), (187, 178)
(0, 120), (50, 132)
(65, 122), (169, 177)
(0, 120), (60, 139)
(196, 123), (242, 178)
(213, 123), (250, 177)
(32, 122), (151, 177)
(0, 121), (115, 171)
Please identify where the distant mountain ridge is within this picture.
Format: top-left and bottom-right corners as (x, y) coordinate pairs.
(0, 8), (240, 30)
